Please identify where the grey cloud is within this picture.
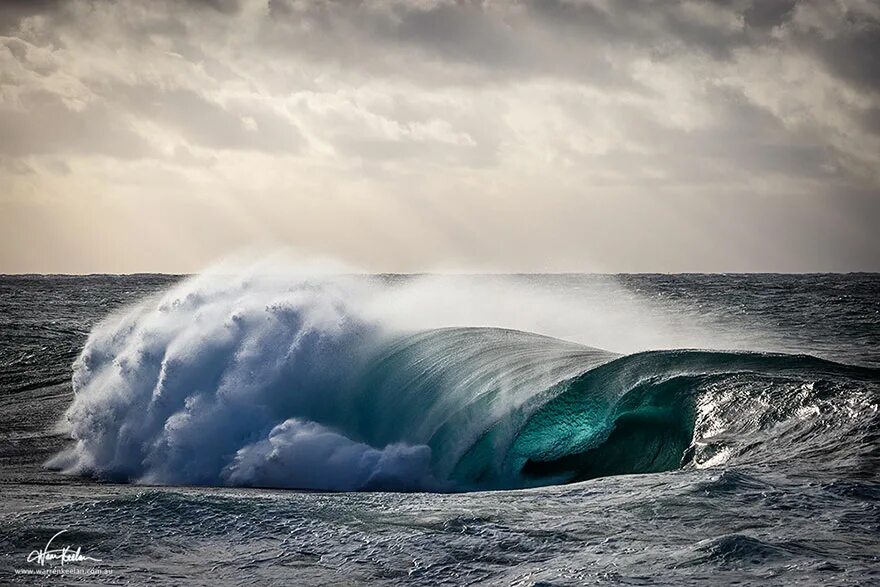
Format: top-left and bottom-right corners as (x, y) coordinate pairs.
(258, 0), (638, 89)
(0, 0), (877, 272)
(186, 0), (242, 13)
(108, 85), (304, 154)
(743, 0), (797, 30)
(858, 106), (880, 135)
(254, 0), (878, 115)
(0, 156), (35, 175)
(525, 0), (748, 58)
(812, 26), (880, 92)
(0, 0), (63, 33)
(1, 0), (878, 186)
(386, 3), (528, 70)
(0, 80), (302, 159)
(0, 91), (154, 159)
(1, 0), (873, 84)
(13, 0), (874, 98)
(661, 90), (839, 179)
(552, 81), (842, 187)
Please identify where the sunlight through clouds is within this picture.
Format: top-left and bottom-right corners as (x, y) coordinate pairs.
(0, 0), (878, 272)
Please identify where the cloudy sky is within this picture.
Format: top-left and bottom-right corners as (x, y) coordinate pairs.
(1, 0), (878, 273)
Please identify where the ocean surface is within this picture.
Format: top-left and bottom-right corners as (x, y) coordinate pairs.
(0, 271), (877, 585)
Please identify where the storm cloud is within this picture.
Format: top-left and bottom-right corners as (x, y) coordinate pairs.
(0, 0), (878, 272)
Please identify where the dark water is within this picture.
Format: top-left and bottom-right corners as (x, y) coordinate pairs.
(0, 273), (878, 585)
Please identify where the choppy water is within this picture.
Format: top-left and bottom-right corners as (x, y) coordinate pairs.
(0, 272), (878, 585)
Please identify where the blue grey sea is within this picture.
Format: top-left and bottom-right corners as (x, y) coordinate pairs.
(0, 273), (877, 585)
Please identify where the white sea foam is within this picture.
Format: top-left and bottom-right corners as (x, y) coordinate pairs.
(221, 418), (441, 491)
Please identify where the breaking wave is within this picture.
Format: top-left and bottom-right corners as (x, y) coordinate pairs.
(49, 265), (880, 491)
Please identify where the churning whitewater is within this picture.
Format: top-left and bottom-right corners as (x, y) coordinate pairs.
(47, 264), (880, 493)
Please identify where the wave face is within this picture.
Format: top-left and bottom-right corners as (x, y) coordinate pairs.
(50, 270), (880, 492)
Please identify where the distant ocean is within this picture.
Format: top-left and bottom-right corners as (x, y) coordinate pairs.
(1, 272), (878, 585)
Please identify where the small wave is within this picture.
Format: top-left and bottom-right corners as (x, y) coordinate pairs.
(683, 534), (796, 566)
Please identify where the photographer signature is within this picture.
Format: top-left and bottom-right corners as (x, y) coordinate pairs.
(26, 530), (102, 566)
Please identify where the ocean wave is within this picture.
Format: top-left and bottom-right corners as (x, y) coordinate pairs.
(48, 268), (880, 492)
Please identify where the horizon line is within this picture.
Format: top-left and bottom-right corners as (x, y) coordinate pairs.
(2, 271), (879, 277)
